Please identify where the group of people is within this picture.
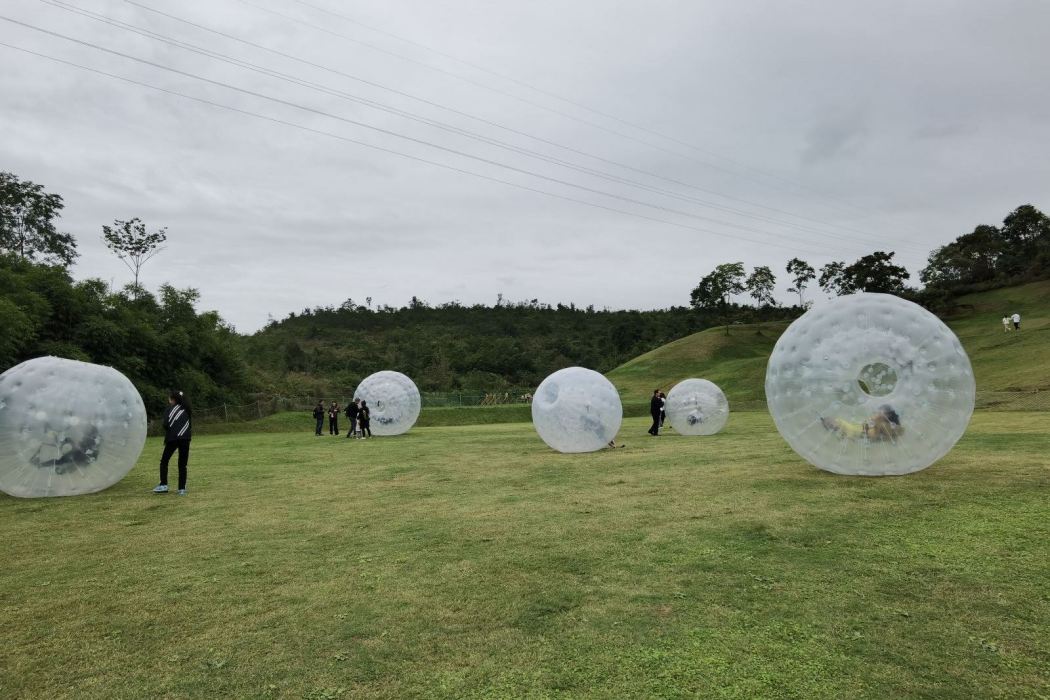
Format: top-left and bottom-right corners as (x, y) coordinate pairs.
(1001, 312), (1022, 331)
(313, 399), (372, 439)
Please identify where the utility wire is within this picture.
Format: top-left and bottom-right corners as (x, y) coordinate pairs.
(0, 39), (846, 258)
(231, 0), (888, 219)
(43, 0), (928, 254)
(290, 0), (861, 201)
(0, 14), (888, 256)
(124, 0), (918, 248)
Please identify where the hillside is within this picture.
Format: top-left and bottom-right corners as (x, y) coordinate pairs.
(607, 280), (1050, 406)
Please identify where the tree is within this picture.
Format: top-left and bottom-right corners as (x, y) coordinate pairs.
(821, 251), (909, 296)
(746, 265), (777, 307)
(102, 217), (167, 293)
(785, 257), (815, 307)
(819, 261), (848, 295)
(844, 251), (909, 294)
(920, 225), (1000, 288)
(996, 204), (1050, 278)
(0, 172), (77, 266)
(690, 262), (746, 334)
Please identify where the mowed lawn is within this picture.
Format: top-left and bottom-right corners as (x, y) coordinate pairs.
(1, 413), (1048, 699)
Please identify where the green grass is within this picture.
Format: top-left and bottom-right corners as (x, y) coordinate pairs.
(2, 414), (1048, 699)
(608, 280), (1050, 402)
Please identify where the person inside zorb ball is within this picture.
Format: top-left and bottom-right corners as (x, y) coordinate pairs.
(0, 356), (148, 497)
(532, 367), (623, 453)
(353, 371), (421, 436)
(665, 378), (729, 436)
(765, 293), (975, 476)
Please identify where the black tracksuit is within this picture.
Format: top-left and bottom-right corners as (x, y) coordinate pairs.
(648, 395), (662, 436)
(160, 403), (191, 490)
(328, 405), (340, 435)
(345, 403), (360, 437)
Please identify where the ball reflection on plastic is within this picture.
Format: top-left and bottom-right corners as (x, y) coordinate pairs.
(353, 371), (420, 436)
(765, 293), (975, 476)
(0, 356), (148, 498)
(532, 367), (623, 453)
(666, 378), (729, 435)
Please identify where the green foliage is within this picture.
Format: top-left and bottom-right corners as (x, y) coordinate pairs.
(785, 257), (815, 306)
(921, 205), (1050, 292)
(820, 251), (908, 295)
(0, 255), (249, 413)
(0, 172), (77, 266)
(689, 261), (746, 310)
(746, 265), (777, 307)
(244, 300), (741, 395)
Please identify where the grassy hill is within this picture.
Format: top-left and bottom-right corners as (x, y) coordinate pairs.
(608, 280), (1050, 405)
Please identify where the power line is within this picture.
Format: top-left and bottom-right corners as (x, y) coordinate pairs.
(230, 0), (886, 220)
(123, 0), (921, 250)
(0, 40), (846, 258)
(1, 15), (890, 256)
(289, 0), (864, 203)
(42, 1), (928, 255)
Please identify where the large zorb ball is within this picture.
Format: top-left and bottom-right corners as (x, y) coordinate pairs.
(532, 367), (623, 453)
(353, 371), (420, 436)
(765, 293), (975, 476)
(666, 378), (729, 436)
(0, 357), (148, 498)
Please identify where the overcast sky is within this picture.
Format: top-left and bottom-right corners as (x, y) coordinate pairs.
(3, 0), (1048, 331)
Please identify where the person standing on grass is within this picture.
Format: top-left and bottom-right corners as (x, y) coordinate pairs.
(153, 390), (191, 495)
(359, 400), (372, 439)
(1012, 312), (1021, 330)
(312, 401), (324, 436)
(648, 389), (662, 436)
(345, 399), (360, 439)
(328, 400), (340, 435)
(1002, 315), (1012, 332)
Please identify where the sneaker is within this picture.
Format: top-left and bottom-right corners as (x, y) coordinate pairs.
(177, 489), (187, 496)
(153, 484), (168, 493)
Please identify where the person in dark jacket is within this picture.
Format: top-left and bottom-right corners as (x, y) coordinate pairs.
(312, 401), (324, 435)
(153, 390), (191, 495)
(648, 389), (662, 436)
(328, 401), (340, 435)
(359, 400), (372, 439)
(345, 400), (360, 439)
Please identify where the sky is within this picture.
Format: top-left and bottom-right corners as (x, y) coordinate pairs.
(2, 0), (1049, 331)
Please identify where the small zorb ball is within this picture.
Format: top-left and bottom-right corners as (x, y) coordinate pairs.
(532, 367), (623, 453)
(0, 357), (148, 498)
(765, 293), (975, 476)
(666, 378), (729, 435)
(353, 371), (420, 436)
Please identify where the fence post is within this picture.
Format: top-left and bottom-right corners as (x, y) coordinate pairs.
(223, 403), (228, 422)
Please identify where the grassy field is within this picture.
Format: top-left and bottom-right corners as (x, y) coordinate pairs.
(2, 413), (1048, 699)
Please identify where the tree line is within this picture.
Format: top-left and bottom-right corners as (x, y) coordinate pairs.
(689, 203), (1049, 323)
(2, 168), (1047, 404)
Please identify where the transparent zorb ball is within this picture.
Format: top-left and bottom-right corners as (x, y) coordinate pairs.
(353, 371), (421, 436)
(765, 293), (975, 476)
(0, 357), (148, 497)
(532, 367), (623, 453)
(666, 378), (729, 436)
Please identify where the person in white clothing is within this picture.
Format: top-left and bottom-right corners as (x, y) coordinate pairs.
(1012, 312), (1021, 330)
(1002, 316), (1011, 332)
